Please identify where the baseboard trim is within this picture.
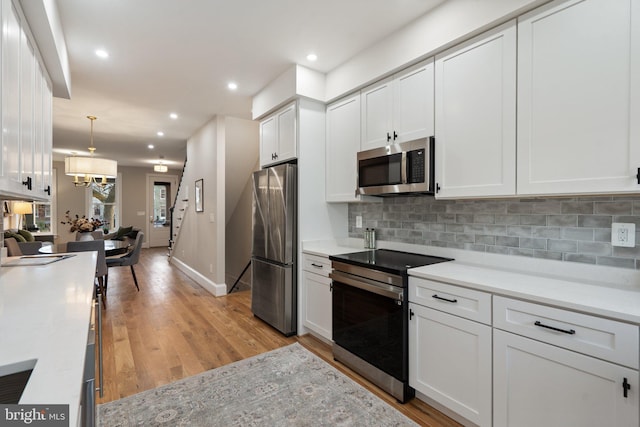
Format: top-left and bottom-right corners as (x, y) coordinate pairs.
(170, 257), (227, 297)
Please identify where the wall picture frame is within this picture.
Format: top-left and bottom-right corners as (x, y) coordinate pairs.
(195, 179), (204, 212)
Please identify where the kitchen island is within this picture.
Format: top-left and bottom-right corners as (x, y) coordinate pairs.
(0, 252), (97, 427)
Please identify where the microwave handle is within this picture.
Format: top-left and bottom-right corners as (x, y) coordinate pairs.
(401, 151), (407, 184)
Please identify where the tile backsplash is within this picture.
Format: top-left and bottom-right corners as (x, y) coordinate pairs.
(349, 195), (640, 270)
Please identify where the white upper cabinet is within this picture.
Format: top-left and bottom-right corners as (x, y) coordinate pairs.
(326, 94), (361, 202)
(0, 0), (53, 201)
(260, 102), (297, 167)
(517, 0), (640, 196)
(1, 0), (22, 196)
(361, 58), (434, 151)
(434, 20), (517, 199)
(20, 31), (34, 193)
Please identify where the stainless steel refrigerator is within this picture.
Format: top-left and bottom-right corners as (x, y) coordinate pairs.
(251, 163), (297, 336)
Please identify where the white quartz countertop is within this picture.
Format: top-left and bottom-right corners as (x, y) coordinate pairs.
(303, 239), (640, 325)
(302, 240), (364, 257)
(410, 261), (640, 325)
(0, 252), (97, 427)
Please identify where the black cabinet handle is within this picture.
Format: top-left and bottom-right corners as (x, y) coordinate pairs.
(435, 183), (441, 193)
(432, 294), (457, 303)
(22, 176), (32, 190)
(393, 131), (398, 140)
(637, 168), (640, 184)
(310, 263), (323, 268)
(329, 283), (333, 292)
(409, 309), (414, 320)
(534, 320), (576, 335)
(623, 378), (631, 398)
(44, 185), (51, 196)
(386, 132), (391, 142)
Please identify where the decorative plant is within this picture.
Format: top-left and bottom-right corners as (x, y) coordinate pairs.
(60, 210), (104, 232)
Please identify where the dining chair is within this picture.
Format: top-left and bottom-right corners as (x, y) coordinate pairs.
(106, 231), (144, 291)
(66, 240), (108, 308)
(4, 237), (22, 256)
(17, 241), (44, 255)
(91, 230), (105, 240)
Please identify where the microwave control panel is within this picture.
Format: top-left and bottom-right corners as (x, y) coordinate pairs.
(407, 149), (425, 183)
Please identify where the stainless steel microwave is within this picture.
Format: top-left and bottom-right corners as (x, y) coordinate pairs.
(356, 137), (434, 196)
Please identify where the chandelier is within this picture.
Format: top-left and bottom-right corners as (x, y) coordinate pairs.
(65, 116), (118, 187)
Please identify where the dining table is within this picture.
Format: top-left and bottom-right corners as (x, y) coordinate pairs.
(39, 239), (131, 257)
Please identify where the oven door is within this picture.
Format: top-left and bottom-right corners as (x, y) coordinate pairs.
(331, 271), (406, 381)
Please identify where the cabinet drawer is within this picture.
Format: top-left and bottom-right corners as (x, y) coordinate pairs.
(302, 253), (331, 277)
(493, 296), (639, 369)
(409, 277), (491, 325)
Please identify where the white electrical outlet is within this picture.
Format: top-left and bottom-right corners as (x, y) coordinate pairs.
(611, 223), (636, 247)
(355, 216), (363, 228)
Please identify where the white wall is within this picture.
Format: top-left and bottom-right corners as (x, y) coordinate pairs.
(172, 115), (259, 296)
(325, 0), (548, 101)
(172, 118), (223, 291)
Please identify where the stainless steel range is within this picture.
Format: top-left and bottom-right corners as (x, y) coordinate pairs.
(329, 249), (452, 403)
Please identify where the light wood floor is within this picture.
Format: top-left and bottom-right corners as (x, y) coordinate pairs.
(98, 247), (462, 427)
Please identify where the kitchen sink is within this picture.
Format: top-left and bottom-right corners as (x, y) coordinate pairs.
(0, 359), (37, 404)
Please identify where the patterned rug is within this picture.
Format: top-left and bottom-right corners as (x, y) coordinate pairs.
(97, 343), (418, 426)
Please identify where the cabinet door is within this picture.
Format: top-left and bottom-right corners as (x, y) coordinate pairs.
(435, 20), (517, 198)
(33, 60), (44, 194)
(517, 0), (640, 195)
(393, 59), (434, 143)
(361, 77), (393, 151)
(326, 94), (360, 202)
(409, 303), (492, 427)
(1, 0), (22, 194)
(275, 103), (296, 163)
(302, 270), (332, 340)
(259, 115), (278, 167)
(20, 31), (35, 192)
(494, 329), (639, 427)
(42, 76), (52, 197)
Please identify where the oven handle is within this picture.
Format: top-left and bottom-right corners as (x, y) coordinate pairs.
(330, 271), (403, 301)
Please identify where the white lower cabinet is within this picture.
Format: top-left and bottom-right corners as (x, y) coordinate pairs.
(409, 278), (640, 427)
(409, 277), (492, 426)
(493, 296), (639, 427)
(301, 253), (332, 340)
(493, 329), (639, 427)
(409, 303), (492, 426)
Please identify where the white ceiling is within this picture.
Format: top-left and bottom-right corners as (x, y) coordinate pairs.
(52, 0), (445, 169)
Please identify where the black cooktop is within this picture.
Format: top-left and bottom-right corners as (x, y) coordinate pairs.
(329, 249), (452, 276)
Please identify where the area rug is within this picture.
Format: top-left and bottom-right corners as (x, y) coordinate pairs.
(97, 343), (418, 426)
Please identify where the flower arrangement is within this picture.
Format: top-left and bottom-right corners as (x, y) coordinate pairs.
(61, 211), (104, 232)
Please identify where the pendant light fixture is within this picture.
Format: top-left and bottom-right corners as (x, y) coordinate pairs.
(154, 155), (168, 173)
(65, 116), (118, 187)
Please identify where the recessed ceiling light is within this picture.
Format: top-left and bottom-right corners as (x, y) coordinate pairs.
(306, 53), (318, 61)
(227, 82), (238, 90)
(148, 144), (154, 149)
(157, 131), (164, 137)
(169, 113), (178, 119)
(95, 49), (109, 59)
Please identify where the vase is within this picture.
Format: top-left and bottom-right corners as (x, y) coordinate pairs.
(76, 231), (94, 241)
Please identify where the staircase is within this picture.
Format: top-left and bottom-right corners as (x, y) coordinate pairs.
(168, 158), (188, 259)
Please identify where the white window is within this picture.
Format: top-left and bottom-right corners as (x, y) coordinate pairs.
(85, 172), (122, 232)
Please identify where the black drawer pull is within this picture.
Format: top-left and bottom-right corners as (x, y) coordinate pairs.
(534, 320), (576, 335)
(623, 377), (631, 398)
(310, 263), (323, 268)
(432, 294), (457, 303)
